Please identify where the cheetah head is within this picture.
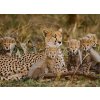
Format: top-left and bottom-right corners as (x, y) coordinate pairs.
(66, 39), (80, 55)
(2, 37), (16, 51)
(43, 28), (63, 48)
(80, 34), (97, 52)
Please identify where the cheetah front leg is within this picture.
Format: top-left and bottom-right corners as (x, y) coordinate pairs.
(6, 70), (28, 81)
(0, 75), (21, 81)
(0, 76), (9, 81)
(55, 69), (62, 81)
(86, 62), (97, 77)
(86, 62), (92, 75)
(82, 62), (92, 75)
(55, 67), (68, 81)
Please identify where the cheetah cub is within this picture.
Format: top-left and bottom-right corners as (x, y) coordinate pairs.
(80, 33), (99, 75)
(80, 33), (97, 51)
(43, 28), (68, 74)
(29, 28), (68, 78)
(0, 37), (16, 56)
(15, 40), (37, 57)
(66, 39), (82, 72)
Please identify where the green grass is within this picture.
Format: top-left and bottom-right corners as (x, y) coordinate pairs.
(0, 77), (100, 87)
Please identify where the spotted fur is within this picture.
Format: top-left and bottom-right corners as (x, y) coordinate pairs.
(79, 34), (98, 75)
(66, 39), (82, 72)
(0, 37), (16, 56)
(0, 28), (67, 80)
(80, 33), (97, 51)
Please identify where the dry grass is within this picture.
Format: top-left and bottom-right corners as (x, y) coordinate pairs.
(0, 14), (100, 87)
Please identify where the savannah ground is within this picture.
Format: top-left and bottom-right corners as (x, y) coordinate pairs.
(0, 14), (100, 87)
(0, 77), (100, 87)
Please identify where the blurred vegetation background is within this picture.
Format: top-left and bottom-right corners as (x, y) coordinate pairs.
(0, 14), (100, 49)
(0, 14), (100, 86)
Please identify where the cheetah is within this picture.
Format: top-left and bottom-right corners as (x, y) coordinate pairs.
(15, 40), (37, 58)
(0, 28), (67, 81)
(66, 39), (82, 72)
(0, 52), (46, 80)
(0, 37), (16, 56)
(28, 28), (68, 78)
(80, 33), (97, 51)
(80, 33), (99, 75)
(20, 40), (37, 54)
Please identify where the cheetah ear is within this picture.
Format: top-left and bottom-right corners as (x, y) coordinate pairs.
(58, 28), (62, 33)
(43, 29), (49, 37)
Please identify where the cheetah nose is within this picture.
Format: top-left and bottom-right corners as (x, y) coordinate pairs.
(58, 41), (61, 44)
(72, 50), (76, 55)
(5, 47), (9, 50)
(84, 47), (87, 51)
(72, 50), (75, 52)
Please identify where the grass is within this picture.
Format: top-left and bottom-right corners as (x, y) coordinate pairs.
(0, 14), (100, 87)
(0, 77), (100, 87)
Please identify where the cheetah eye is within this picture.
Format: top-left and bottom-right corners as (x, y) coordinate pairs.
(55, 40), (57, 43)
(93, 43), (96, 47)
(83, 46), (86, 49)
(54, 34), (56, 38)
(86, 44), (89, 46)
